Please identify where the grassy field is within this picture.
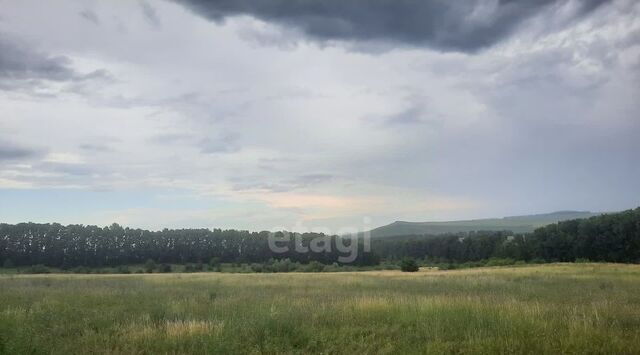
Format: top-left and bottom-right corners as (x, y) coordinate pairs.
(1, 264), (640, 354)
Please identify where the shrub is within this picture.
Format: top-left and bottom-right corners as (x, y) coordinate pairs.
(209, 257), (220, 268)
(304, 261), (325, 272)
(117, 265), (131, 274)
(2, 259), (14, 268)
(159, 264), (172, 273)
(273, 258), (297, 272)
(250, 263), (263, 272)
(195, 262), (204, 271)
(323, 262), (342, 272)
(575, 258), (591, 263)
(144, 259), (156, 273)
(25, 264), (50, 274)
(436, 263), (457, 270)
(400, 258), (419, 272)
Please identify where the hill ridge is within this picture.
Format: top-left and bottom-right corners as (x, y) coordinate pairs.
(368, 211), (601, 238)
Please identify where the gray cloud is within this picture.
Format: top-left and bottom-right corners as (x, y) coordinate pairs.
(232, 173), (334, 192)
(147, 133), (194, 145)
(199, 134), (240, 154)
(79, 10), (100, 25)
(37, 162), (95, 177)
(176, 0), (608, 52)
(140, 1), (162, 29)
(79, 143), (112, 153)
(0, 35), (111, 92)
(0, 37), (75, 82)
(0, 142), (41, 162)
(146, 132), (241, 154)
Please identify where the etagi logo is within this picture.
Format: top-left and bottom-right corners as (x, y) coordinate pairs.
(267, 218), (372, 263)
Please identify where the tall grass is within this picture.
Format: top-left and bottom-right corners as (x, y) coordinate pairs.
(1, 263), (640, 354)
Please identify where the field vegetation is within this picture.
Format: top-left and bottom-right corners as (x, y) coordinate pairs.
(1, 263), (640, 354)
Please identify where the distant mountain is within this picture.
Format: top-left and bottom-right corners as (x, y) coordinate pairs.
(367, 211), (601, 238)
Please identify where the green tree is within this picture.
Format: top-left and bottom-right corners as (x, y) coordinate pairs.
(400, 258), (419, 272)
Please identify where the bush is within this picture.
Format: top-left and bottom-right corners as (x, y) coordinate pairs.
(400, 258), (419, 272)
(304, 261), (325, 272)
(2, 259), (14, 268)
(183, 264), (196, 273)
(117, 265), (131, 274)
(195, 262), (204, 271)
(25, 264), (50, 274)
(250, 263), (263, 273)
(159, 264), (172, 273)
(209, 257), (220, 268)
(575, 258), (591, 263)
(436, 263), (457, 270)
(272, 258), (297, 272)
(144, 259), (156, 273)
(323, 262), (341, 272)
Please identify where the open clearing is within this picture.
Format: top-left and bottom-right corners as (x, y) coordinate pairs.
(1, 264), (640, 354)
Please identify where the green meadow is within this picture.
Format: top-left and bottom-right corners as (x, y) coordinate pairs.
(1, 263), (640, 354)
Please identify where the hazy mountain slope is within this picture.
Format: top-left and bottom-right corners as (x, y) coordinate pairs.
(368, 211), (601, 238)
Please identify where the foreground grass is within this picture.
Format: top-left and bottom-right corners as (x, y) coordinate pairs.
(1, 264), (640, 354)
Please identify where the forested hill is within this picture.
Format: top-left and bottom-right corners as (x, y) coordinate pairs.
(368, 211), (601, 238)
(372, 208), (640, 264)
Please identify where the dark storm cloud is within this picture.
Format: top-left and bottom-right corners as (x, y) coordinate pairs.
(176, 0), (609, 52)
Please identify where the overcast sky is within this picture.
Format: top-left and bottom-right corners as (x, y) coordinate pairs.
(0, 0), (639, 232)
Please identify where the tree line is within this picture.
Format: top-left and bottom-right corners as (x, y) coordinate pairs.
(372, 207), (640, 264)
(1, 207), (639, 269)
(0, 224), (377, 268)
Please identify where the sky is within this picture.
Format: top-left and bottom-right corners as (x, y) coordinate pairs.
(0, 0), (639, 232)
